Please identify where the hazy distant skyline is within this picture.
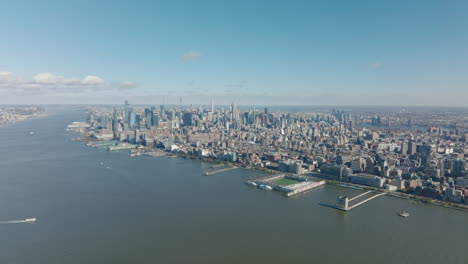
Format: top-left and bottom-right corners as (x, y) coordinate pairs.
(1, 0), (467, 106)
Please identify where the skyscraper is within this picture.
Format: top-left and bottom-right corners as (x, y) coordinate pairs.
(408, 141), (417, 155)
(182, 112), (194, 126)
(231, 102), (238, 121)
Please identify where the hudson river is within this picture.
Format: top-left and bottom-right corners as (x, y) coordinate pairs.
(1, 109), (467, 264)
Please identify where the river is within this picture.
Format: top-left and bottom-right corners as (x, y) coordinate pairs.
(0, 108), (467, 264)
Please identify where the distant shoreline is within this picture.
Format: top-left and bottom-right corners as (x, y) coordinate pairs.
(0, 112), (48, 127)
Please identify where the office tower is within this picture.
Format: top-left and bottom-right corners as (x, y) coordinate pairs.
(124, 100), (131, 124)
(231, 102), (238, 121)
(129, 111), (136, 128)
(452, 160), (465, 177)
(408, 141), (417, 155)
(419, 145), (431, 156)
(183, 112), (194, 126)
(211, 98), (214, 112)
(151, 114), (159, 128)
(401, 141), (408, 154)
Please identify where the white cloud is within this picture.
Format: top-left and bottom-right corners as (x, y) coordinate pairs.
(0, 72), (18, 83)
(82, 75), (105, 85)
(33, 73), (62, 84)
(181, 51), (204, 61)
(0, 71), (135, 95)
(117, 81), (137, 91)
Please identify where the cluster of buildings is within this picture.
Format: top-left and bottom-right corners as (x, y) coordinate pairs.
(0, 106), (45, 125)
(85, 101), (468, 205)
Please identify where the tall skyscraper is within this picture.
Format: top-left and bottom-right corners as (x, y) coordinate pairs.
(129, 111), (136, 128)
(231, 102), (238, 121)
(124, 100), (131, 124)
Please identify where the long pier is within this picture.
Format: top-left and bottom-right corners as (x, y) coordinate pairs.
(347, 191), (372, 202)
(203, 166), (238, 175)
(328, 191), (386, 211)
(345, 193), (386, 210)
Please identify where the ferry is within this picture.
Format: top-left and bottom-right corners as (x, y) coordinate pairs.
(24, 218), (37, 222)
(398, 211), (410, 217)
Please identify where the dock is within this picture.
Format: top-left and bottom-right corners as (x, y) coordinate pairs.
(203, 166), (238, 175)
(283, 180), (326, 197)
(108, 143), (138, 151)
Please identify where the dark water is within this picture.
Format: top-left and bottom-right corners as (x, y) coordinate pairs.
(1, 110), (467, 264)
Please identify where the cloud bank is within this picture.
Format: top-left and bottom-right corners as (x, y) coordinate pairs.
(0, 72), (133, 95)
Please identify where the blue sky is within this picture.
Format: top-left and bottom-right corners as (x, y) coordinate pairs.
(0, 0), (467, 105)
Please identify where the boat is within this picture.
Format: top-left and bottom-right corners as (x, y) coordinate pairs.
(24, 218), (37, 222)
(29, 131), (34, 135)
(244, 181), (257, 187)
(259, 184), (273, 190)
(398, 211), (410, 217)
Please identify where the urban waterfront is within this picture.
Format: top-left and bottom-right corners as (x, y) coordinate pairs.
(0, 109), (467, 264)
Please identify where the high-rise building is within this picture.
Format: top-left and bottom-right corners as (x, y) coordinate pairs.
(231, 102), (238, 121)
(452, 160), (465, 177)
(401, 141), (408, 154)
(151, 114), (159, 127)
(183, 112), (194, 126)
(129, 111), (136, 128)
(408, 141), (417, 155)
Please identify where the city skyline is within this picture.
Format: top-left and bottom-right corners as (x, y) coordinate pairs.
(1, 1), (468, 106)
(2, 2), (468, 263)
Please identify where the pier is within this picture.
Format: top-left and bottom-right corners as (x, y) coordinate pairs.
(347, 191), (372, 202)
(329, 191), (386, 211)
(203, 166), (238, 175)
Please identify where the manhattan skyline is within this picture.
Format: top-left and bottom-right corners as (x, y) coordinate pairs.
(1, 0), (468, 106)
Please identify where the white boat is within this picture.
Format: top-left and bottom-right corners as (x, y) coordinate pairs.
(398, 211), (410, 217)
(259, 184), (273, 190)
(29, 131), (35, 135)
(24, 218), (37, 222)
(245, 181), (257, 187)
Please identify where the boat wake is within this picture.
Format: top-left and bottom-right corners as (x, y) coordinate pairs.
(0, 218), (37, 224)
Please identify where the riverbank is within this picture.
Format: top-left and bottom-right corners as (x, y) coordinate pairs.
(75, 135), (468, 213)
(325, 179), (468, 212)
